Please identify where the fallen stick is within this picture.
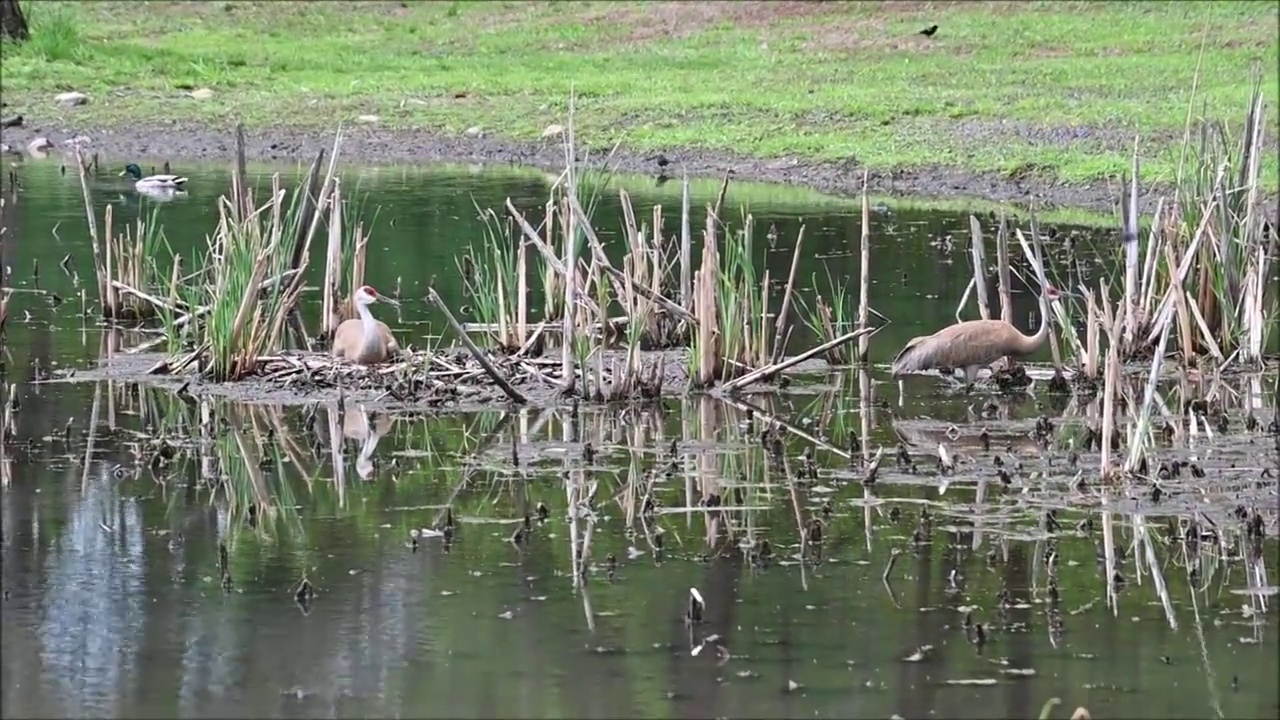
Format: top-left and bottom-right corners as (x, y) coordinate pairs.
(515, 322), (547, 358)
(463, 316), (629, 335)
(147, 342), (209, 375)
(719, 326), (876, 392)
(110, 280), (187, 315)
(505, 199), (568, 277)
(427, 288), (527, 404)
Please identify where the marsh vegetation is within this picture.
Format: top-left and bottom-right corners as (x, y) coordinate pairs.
(2, 79), (1277, 720)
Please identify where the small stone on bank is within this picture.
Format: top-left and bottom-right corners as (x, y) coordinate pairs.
(55, 92), (90, 107)
(356, 114), (380, 124)
(541, 123), (564, 139)
(189, 88), (215, 100)
(26, 137), (55, 156)
(464, 126), (482, 138)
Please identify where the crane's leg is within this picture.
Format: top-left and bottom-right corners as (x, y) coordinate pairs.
(962, 365), (980, 394)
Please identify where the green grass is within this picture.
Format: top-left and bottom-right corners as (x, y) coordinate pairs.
(2, 1), (1277, 190)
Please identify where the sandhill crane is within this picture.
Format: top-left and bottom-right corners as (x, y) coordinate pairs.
(891, 284), (1062, 392)
(331, 285), (400, 365)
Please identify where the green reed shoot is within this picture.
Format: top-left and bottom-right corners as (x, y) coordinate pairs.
(717, 217), (773, 373)
(461, 206), (524, 352)
(795, 264), (855, 365)
(83, 200), (176, 322)
(157, 253), (190, 356)
(198, 175), (307, 381)
(688, 209), (775, 386)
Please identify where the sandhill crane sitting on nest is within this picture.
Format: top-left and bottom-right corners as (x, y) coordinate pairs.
(891, 284), (1063, 392)
(331, 285), (400, 365)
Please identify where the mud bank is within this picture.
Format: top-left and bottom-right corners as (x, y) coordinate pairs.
(3, 120), (1153, 215)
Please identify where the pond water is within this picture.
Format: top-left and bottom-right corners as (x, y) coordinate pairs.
(1, 159), (1277, 720)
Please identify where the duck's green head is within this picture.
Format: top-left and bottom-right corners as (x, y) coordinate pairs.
(119, 163), (143, 180)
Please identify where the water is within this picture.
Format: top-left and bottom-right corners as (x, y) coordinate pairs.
(1, 160), (1277, 720)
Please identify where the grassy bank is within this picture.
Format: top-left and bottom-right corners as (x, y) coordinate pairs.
(2, 1), (1277, 189)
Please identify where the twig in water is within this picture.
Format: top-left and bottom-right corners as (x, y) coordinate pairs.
(863, 447), (885, 486)
(882, 546), (902, 583)
(719, 327), (876, 392)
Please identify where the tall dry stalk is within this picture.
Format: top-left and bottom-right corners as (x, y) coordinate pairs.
(856, 171), (871, 364)
(0, 290), (9, 348)
(965, 214), (992, 322)
(1082, 289), (1101, 381)
(690, 210), (721, 388)
(1097, 280), (1122, 479)
(322, 178), (344, 337)
(996, 213), (1012, 326)
(680, 172), (692, 310)
(1090, 79), (1277, 368)
(560, 91), (580, 394)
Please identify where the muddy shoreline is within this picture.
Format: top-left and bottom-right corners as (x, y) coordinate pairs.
(4, 120), (1153, 215)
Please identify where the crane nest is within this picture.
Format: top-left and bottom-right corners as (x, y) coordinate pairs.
(246, 347), (691, 405)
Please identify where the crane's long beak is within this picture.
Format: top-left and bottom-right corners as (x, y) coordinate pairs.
(380, 296), (401, 307)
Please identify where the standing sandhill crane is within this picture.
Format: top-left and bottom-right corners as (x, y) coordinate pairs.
(891, 285), (1063, 392)
(331, 285), (400, 365)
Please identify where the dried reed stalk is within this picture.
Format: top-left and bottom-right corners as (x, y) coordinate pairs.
(692, 210), (721, 387)
(322, 178), (343, 337)
(770, 227), (804, 365)
(857, 171), (871, 364)
(680, 173), (692, 309)
(966, 215), (991, 321)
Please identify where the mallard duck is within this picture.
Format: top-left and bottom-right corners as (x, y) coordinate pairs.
(120, 163), (188, 191)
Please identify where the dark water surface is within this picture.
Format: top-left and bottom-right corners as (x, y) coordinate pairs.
(1, 161), (1277, 719)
